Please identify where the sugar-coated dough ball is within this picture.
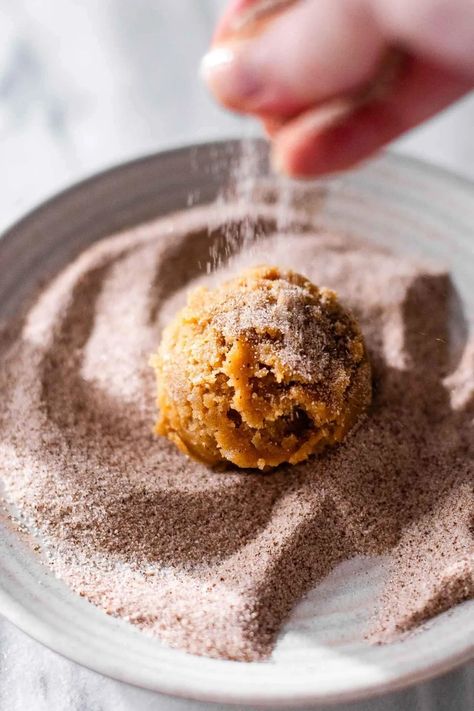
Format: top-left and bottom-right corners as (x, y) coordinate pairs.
(152, 266), (371, 470)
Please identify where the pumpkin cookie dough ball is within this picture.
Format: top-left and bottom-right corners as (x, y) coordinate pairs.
(151, 266), (371, 470)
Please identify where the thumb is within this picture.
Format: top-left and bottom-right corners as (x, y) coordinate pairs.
(201, 0), (387, 117)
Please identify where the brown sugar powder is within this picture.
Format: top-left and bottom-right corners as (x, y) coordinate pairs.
(0, 205), (472, 661)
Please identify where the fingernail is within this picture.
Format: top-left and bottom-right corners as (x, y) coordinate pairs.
(200, 46), (235, 78)
(200, 44), (264, 109)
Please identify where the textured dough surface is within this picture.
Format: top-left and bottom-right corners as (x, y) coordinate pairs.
(152, 266), (371, 469)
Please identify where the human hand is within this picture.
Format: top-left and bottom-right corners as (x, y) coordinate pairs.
(201, 0), (474, 177)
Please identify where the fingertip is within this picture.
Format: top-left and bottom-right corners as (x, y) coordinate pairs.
(200, 46), (235, 81)
(204, 1), (310, 116)
(274, 112), (391, 178)
(270, 59), (471, 179)
(200, 43), (265, 113)
(271, 100), (359, 177)
(271, 139), (349, 179)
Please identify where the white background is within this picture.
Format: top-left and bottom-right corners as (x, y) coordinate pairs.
(0, 1), (472, 709)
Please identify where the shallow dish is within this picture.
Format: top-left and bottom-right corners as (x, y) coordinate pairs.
(0, 141), (473, 707)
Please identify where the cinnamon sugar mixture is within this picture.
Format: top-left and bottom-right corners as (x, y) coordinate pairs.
(0, 206), (472, 661)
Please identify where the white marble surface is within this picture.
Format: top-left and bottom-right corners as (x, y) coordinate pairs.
(0, 1), (472, 709)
